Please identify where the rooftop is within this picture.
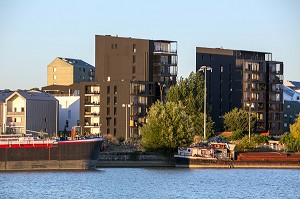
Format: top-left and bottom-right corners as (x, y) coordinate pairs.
(58, 57), (94, 69)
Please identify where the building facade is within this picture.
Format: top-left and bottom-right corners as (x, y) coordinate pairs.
(79, 35), (178, 138)
(2, 91), (58, 136)
(196, 47), (284, 135)
(282, 82), (300, 133)
(47, 57), (95, 86)
(0, 90), (14, 133)
(55, 95), (80, 134)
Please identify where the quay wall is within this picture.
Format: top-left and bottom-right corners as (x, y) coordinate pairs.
(97, 152), (175, 167)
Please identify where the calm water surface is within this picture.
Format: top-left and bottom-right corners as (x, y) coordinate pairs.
(1, 168), (299, 199)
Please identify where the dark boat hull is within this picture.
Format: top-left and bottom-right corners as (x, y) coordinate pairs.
(174, 154), (300, 169)
(0, 138), (104, 170)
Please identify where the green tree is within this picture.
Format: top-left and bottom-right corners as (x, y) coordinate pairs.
(280, 116), (300, 152)
(141, 101), (194, 153)
(166, 71), (214, 138)
(222, 108), (257, 133)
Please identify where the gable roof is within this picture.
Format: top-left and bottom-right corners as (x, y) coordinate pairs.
(283, 86), (295, 99)
(58, 57), (94, 69)
(0, 90), (14, 102)
(18, 91), (57, 101)
(6, 91), (57, 102)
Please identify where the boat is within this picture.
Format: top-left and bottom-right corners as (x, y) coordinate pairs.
(0, 134), (105, 170)
(174, 142), (236, 168)
(174, 137), (300, 168)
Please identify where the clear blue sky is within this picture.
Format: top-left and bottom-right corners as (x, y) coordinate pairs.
(0, 0), (299, 90)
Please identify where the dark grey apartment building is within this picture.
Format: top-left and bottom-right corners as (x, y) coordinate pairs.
(196, 47), (284, 135)
(80, 35), (178, 138)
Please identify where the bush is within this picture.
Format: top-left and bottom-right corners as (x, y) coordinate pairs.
(118, 136), (125, 143)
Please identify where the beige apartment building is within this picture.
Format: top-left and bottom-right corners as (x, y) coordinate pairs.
(47, 57), (95, 86)
(1, 91), (58, 136)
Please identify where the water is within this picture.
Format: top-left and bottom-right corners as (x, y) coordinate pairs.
(1, 168), (299, 199)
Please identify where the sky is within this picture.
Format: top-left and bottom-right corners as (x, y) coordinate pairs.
(0, 0), (299, 90)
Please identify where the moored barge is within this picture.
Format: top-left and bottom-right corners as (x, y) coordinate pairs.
(0, 135), (104, 171)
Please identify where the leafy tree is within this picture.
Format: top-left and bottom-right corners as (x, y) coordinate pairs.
(280, 116), (300, 152)
(222, 108), (257, 133)
(166, 71), (214, 138)
(141, 101), (194, 154)
(230, 130), (244, 141)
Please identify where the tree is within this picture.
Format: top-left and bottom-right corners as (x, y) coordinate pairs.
(280, 116), (300, 152)
(166, 71), (214, 138)
(222, 108), (257, 133)
(140, 101), (194, 153)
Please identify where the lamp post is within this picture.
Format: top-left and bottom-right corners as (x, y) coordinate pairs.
(246, 102), (254, 142)
(122, 104), (131, 140)
(158, 82), (166, 102)
(199, 66), (212, 140)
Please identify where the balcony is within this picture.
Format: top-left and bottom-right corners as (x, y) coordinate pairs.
(7, 112), (25, 116)
(7, 122), (25, 127)
(84, 112), (100, 116)
(85, 91), (100, 96)
(84, 122), (100, 127)
(85, 101), (100, 106)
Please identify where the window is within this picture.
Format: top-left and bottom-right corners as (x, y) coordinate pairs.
(220, 66), (223, 73)
(114, 107), (117, 115)
(53, 75), (56, 80)
(107, 97), (110, 105)
(114, 128), (117, 136)
(77, 120), (80, 126)
(133, 44), (136, 53)
(53, 67), (56, 72)
(115, 44), (117, 49)
(107, 107), (110, 115)
(21, 107), (25, 112)
(133, 55), (136, 64)
(284, 123), (287, 127)
(65, 120), (69, 128)
(107, 119), (110, 126)
(83, 68), (85, 73)
(111, 44), (114, 49)
(297, 96), (300, 100)
(132, 66), (136, 74)
(107, 86), (110, 94)
(114, 118), (117, 126)
(284, 114), (287, 118)
(107, 128), (110, 134)
(114, 97), (117, 105)
(287, 105), (290, 109)
(114, 86), (117, 94)
(44, 118), (47, 122)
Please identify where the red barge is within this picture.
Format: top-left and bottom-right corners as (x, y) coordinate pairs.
(0, 135), (104, 171)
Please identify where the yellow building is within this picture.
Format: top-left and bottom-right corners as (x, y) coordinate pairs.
(47, 57), (95, 86)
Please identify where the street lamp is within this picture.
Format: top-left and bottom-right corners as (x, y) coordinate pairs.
(198, 65), (212, 140)
(158, 82), (166, 102)
(246, 102), (255, 142)
(122, 104), (131, 140)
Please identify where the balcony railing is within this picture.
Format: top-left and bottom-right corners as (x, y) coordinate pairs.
(85, 101), (100, 105)
(85, 90), (100, 94)
(84, 112), (100, 116)
(7, 122), (25, 127)
(7, 112), (25, 116)
(154, 49), (177, 54)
